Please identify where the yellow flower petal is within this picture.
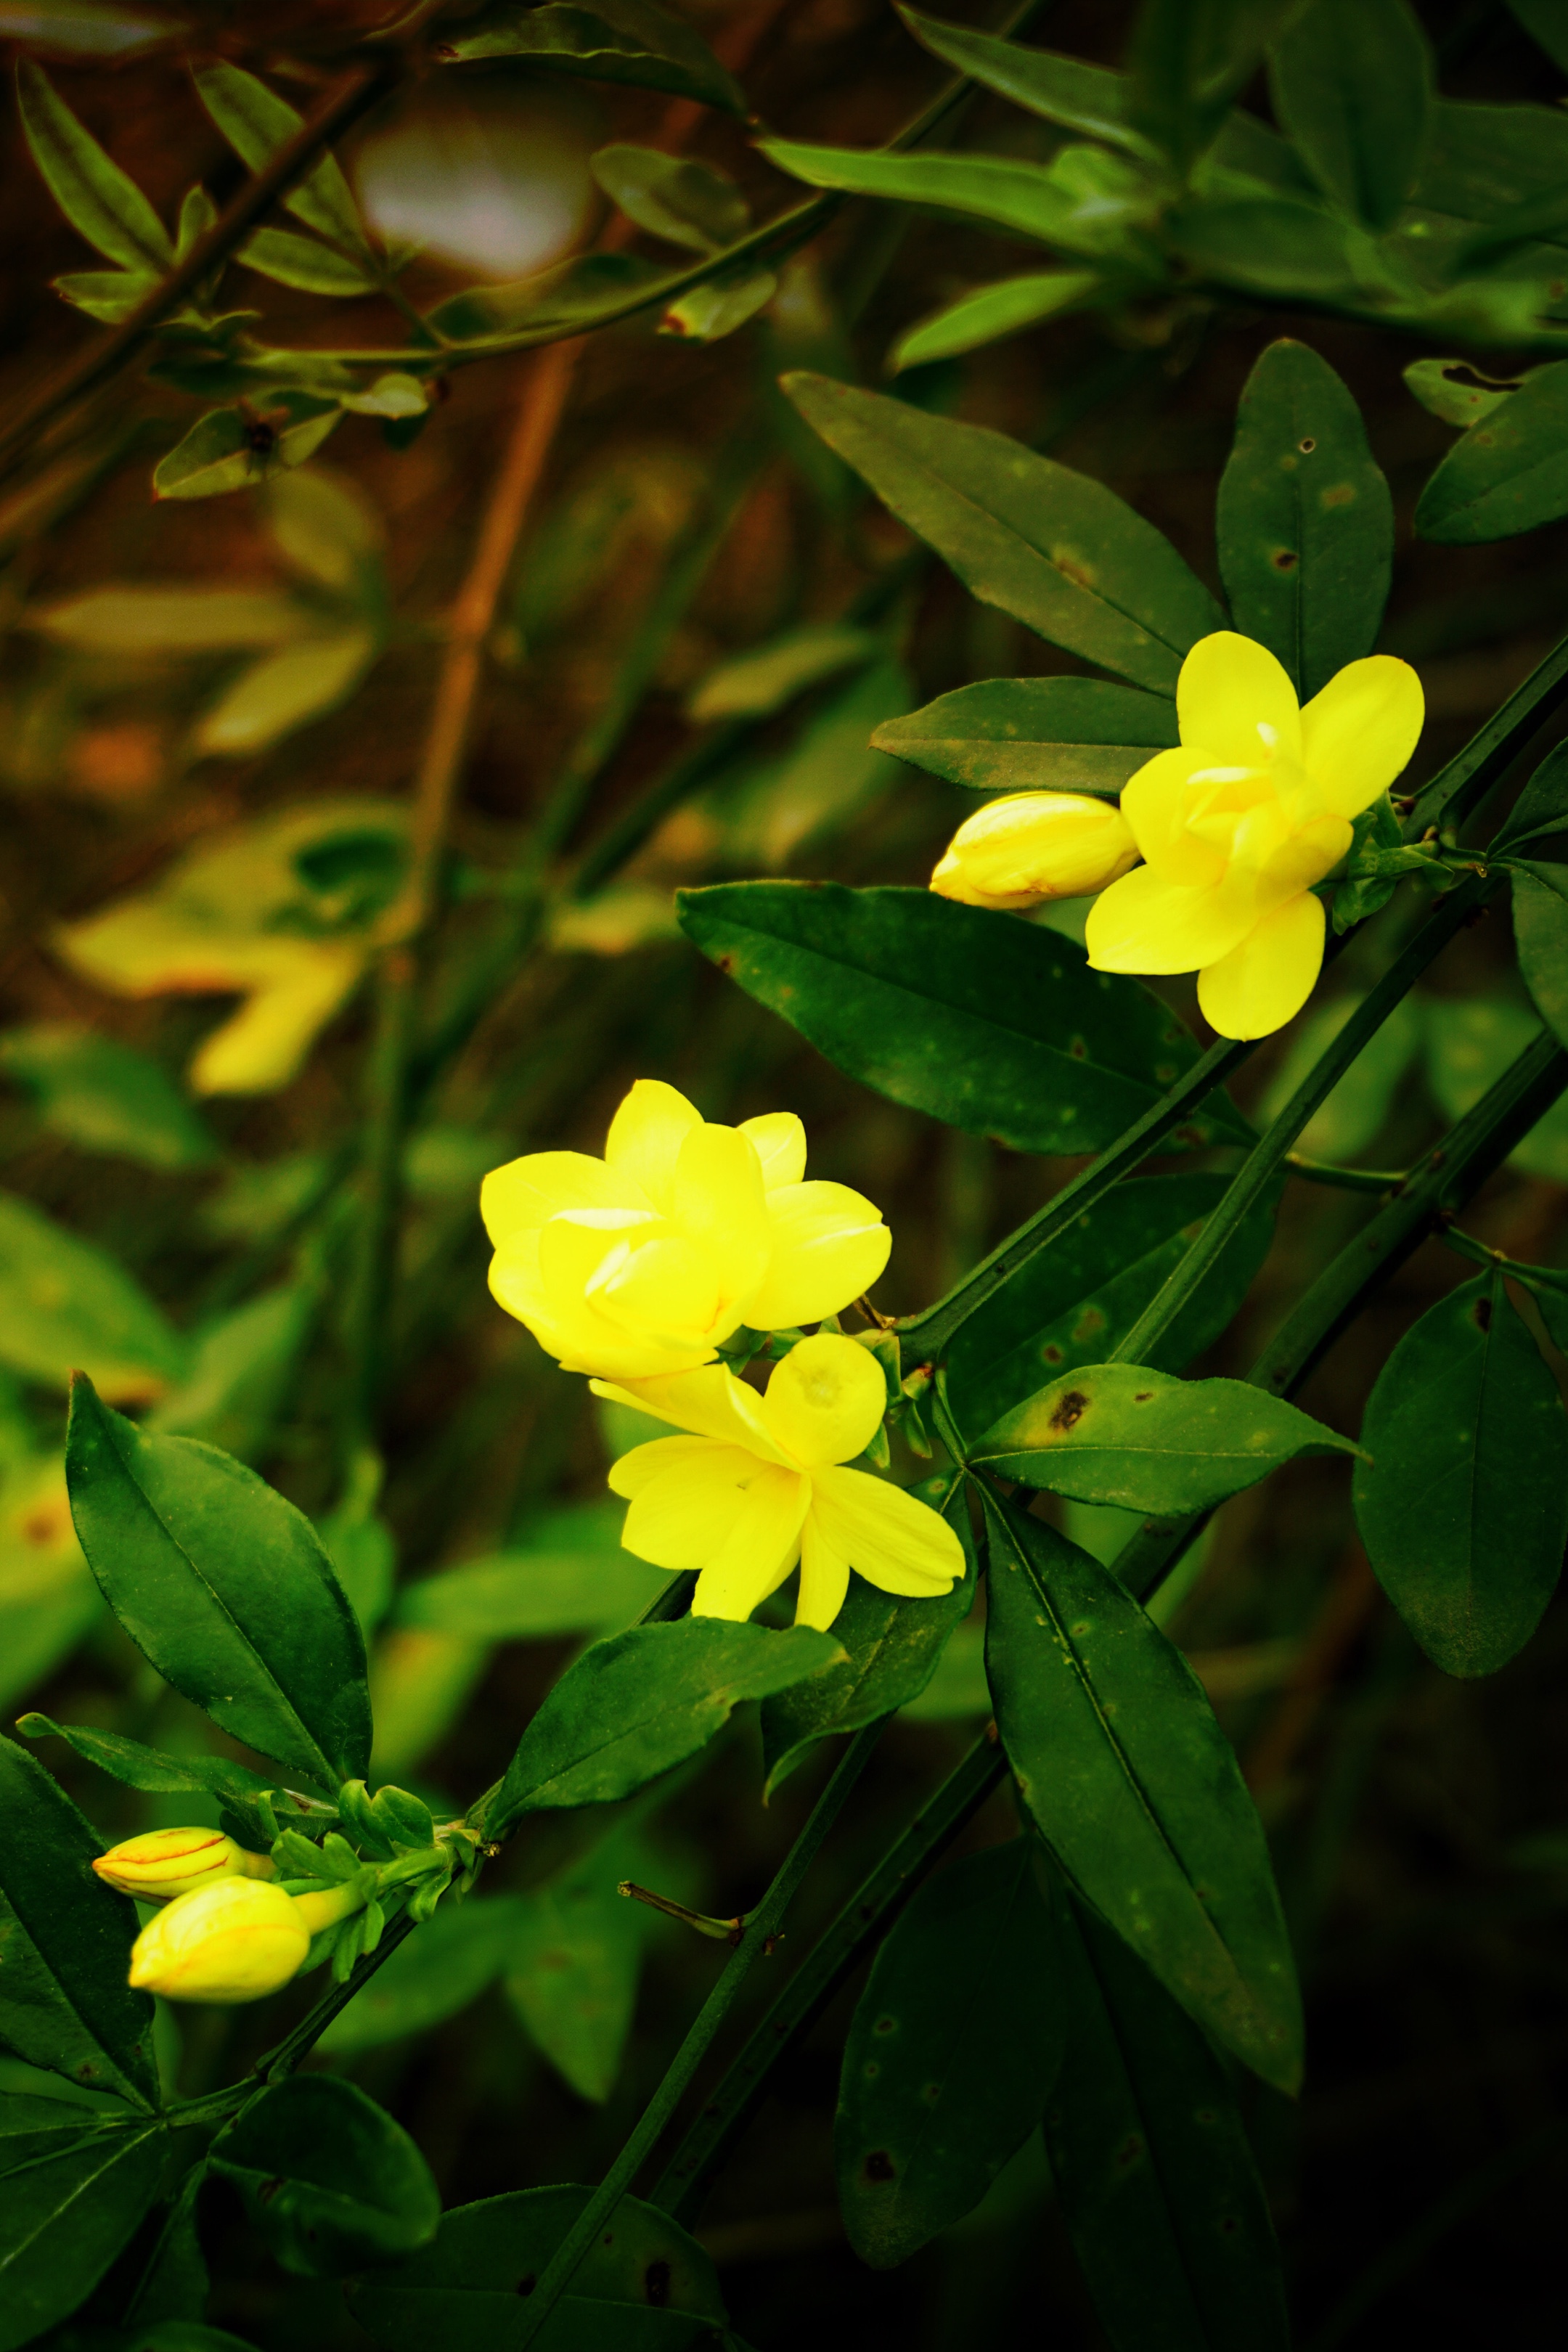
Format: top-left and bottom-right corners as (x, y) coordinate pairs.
(931, 792), (1140, 909)
(1299, 654), (1424, 818)
(1196, 890), (1326, 1040)
(618, 1443), (760, 1569)
(798, 1512), (851, 1631)
(738, 1111), (807, 1190)
(480, 1151), (645, 1247)
(1085, 860), (1258, 976)
(591, 1365), (788, 1459)
(672, 1122), (770, 1310)
(1178, 631), (1302, 767)
(759, 1333), (888, 1469)
(809, 1467), (965, 1596)
(1119, 749), (1229, 886)
(607, 1433), (729, 1498)
(126, 1878), (309, 2003)
(604, 1079), (703, 1214)
(589, 1233), (723, 1346)
(188, 945), (364, 1095)
(746, 1182), (891, 1331)
(691, 1466), (809, 1620)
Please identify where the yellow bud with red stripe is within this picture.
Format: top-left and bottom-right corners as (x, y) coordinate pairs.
(92, 1827), (277, 1902)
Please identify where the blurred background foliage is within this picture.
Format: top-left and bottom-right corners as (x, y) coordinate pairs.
(3, 1), (1568, 2346)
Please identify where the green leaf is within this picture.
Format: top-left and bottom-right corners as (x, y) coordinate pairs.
(316, 1898), (524, 2058)
(946, 1172), (1280, 1442)
(1044, 1889), (1290, 2352)
(760, 1473), (976, 1795)
(0, 1734), (157, 2107)
(678, 883), (1249, 1156)
(1493, 740), (1568, 852)
(889, 269), (1104, 372)
(52, 264), (157, 320)
(1512, 870), (1568, 1050)
(0, 2115), (166, 2352)
(1166, 192), (1358, 298)
(152, 396), (343, 503)
(870, 676), (1179, 795)
(1414, 362), (1568, 543)
(0, 1191), (188, 1400)
(346, 2184), (727, 2349)
(65, 1375), (371, 1787)
(148, 1282), (317, 1464)
(1353, 1271), (1568, 1675)
(899, 9), (1153, 158)
(973, 1360), (1358, 1510)
(1267, 0), (1432, 229)
(590, 144), (747, 253)
(15, 1716), (322, 1853)
(1127, 0), (1297, 173)
(780, 374), (1224, 692)
(685, 623), (874, 723)
(1215, 338), (1393, 700)
(1402, 357), (1530, 430)
(395, 1509), (667, 1639)
(192, 62), (373, 260)
(1507, 0), (1568, 70)
(1423, 995), (1568, 1183)
(436, 0), (745, 114)
(30, 585), (311, 652)
(981, 1495), (1302, 2090)
(660, 266), (775, 344)
(1257, 989), (1422, 1162)
(264, 466), (385, 598)
(710, 656), (909, 870)
(836, 1838), (1063, 2267)
(192, 628), (377, 757)
(489, 1620), (842, 1834)
(17, 58), (173, 272)
(0, 1027), (216, 1170)
(237, 226), (380, 295)
(211, 2076), (438, 2279)
(505, 1823), (674, 2102)
(425, 251), (665, 343)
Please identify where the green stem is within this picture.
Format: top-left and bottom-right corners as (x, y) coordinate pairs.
(1439, 1225), (1568, 1292)
(649, 1731), (1007, 2225)
(513, 1722), (888, 2348)
(1405, 624), (1568, 839)
(1286, 1153), (1410, 1193)
(1109, 875), (1493, 1368)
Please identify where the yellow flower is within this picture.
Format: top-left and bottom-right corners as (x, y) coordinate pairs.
(481, 1081), (891, 1379)
(1084, 633), (1424, 1039)
(126, 1876), (365, 2004)
(931, 792), (1139, 910)
(93, 1826), (277, 1902)
(593, 1331), (965, 1630)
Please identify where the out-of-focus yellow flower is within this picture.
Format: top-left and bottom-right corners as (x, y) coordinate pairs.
(94, 1826), (277, 1902)
(482, 1082), (891, 1380)
(931, 792), (1139, 910)
(1085, 633), (1424, 1039)
(126, 1876), (364, 2004)
(593, 1331), (964, 1630)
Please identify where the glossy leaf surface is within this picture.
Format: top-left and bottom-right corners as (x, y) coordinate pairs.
(212, 2076), (438, 2279)
(889, 269), (1103, 372)
(871, 676), (1177, 794)
(0, 2117), (165, 2352)
(1354, 1271), (1568, 1675)
(65, 1376), (370, 1786)
(678, 883), (1247, 1156)
(436, 0), (746, 115)
(1414, 362), (1568, 542)
(1268, 0), (1432, 229)
(982, 1495), (1302, 2089)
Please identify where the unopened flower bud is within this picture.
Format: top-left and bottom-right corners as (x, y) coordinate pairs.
(128, 1878), (310, 2004)
(93, 1827), (277, 1902)
(931, 793), (1140, 910)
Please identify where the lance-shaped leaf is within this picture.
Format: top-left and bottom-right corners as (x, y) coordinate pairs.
(760, 136), (1155, 264)
(890, 269), (1106, 372)
(1044, 1888), (1291, 2352)
(1415, 362), (1568, 543)
(192, 62), (374, 260)
(211, 2076), (438, 2279)
(237, 227), (379, 295)
(836, 1838), (1063, 2268)
(981, 1495), (1302, 2090)
(425, 250), (664, 343)
(899, 9), (1153, 157)
(590, 143), (748, 251)
(65, 1376), (371, 1787)
(679, 883), (1249, 1156)
(435, 0), (746, 115)
(0, 2116), (167, 2352)
(872, 676), (1178, 795)
(1354, 1270), (1568, 1675)
(782, 374), (1223, 693)
(0, 1190), (187, 1401)
(1216, 338), (1394, 700)
(504, 1822), (679, 2103)
(489, 1620), (841, 1834)
(1514, 867), (1568, 1050)
(153, 396), (343, 503)
(0, 1028), (216, 1172)
(0, 1734), (157, 2107)
(15, 1715), (335, 1848)
(17, 59), (173, 273)
(974, 1362), (1357, 1511)
(1268, 0), (1433, 231)
(1166, 190), (1358, 301)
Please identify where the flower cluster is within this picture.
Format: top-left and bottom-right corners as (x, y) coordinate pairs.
(932, 632), (1425, 1040)
(97, 1828), (365, 2004)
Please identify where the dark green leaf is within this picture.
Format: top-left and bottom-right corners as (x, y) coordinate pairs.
(0, 2116), (166, 2352)
(192, 62), (373, 259)
(0, 1026), (216, 1170)
(1353, 1271), (1568, 1675)
(1044, 1889), (1290, 2352)
(15, 1715), (333, 1848)
(871, 677), (1179, 794)
(346, 2184), (727, 2350)
(590, 144), (747, 253)
(316, 1898), (524, 2059)
(0, 1733), (157, 2107)
(760, 1473), (976, 1795)
(212, 2078), (438, 2278)
(836, 1839), (1063, 2267)
(1423, 995), (1568, 1185)
(1166, 191), (1357, 297)
(65, 1375), (370, 1787)
(1413, 94), (1568, 224)
(1128, 0), (1297, 173)
(1514, 869), (1568, 1049)
(1493, 739), (1568, 852)
(505, 1824), (674, 2102)
(425, 252), (664, 344)
(780, 375), (1224, 692)
(899, 9), (1153, 158)
(678, 883), (1250, 1156)
(1216, 338), (1393, 699)
(0, 2089), (118, 2170)
(121, 2157), (210, 2329)
(1507, 0), (1568, 71)
(0, 1190), (188, 1400)
(1414, 362), (1568, 543)
(1267, 0), (1432, 229)
(889, 269), (1105, 372)
(973, 1360), (1357, 1510)
(435, 0), (746, 115)
(17, 59), (173, 272)
(489, 1620), (841, 1834)
(947, 1173), (1279, 1441)
(981, 1495), (1302, 2090)
(152, 396), (342, 503)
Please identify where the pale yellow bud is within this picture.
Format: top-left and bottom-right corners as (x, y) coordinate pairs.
(931, 793), (1140, 910)
(128, 1878), (310, 2004)
(93, 1826), (277, 1902)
